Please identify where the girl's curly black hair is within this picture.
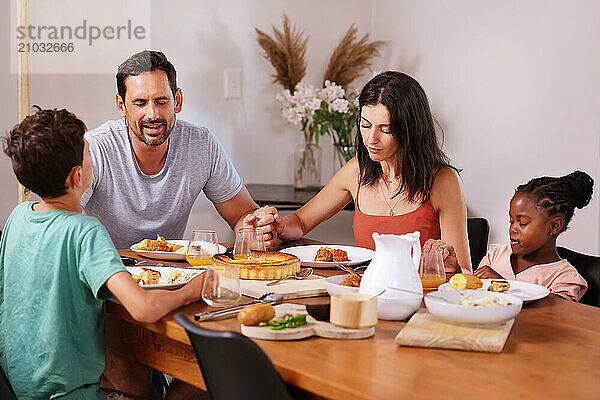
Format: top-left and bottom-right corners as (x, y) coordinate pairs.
(516, 170), (594, 232)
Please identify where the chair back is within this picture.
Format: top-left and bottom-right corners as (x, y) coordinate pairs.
(467, 217), (490, 270)
(557, 246), (600, 307)
(0, 363), (18, 400)
(174, 313), (292, 400)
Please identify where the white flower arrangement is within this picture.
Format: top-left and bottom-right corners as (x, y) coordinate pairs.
(276, 81), (357, 148)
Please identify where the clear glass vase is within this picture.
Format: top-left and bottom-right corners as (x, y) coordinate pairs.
(294, 142), (322, 190)
(333, 143), (355, 171)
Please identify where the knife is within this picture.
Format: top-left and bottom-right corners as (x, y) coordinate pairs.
(120, 256), (195, 269)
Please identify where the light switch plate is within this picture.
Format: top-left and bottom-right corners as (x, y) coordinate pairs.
(224, 69), (242, 98)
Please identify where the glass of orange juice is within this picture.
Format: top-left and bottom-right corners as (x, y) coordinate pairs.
(186, 230), (219, 266)
(419, 250), (446, 289)
(233, 227), (265, 260)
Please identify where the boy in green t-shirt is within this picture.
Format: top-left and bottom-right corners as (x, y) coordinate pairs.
(0, 108), (205, 400)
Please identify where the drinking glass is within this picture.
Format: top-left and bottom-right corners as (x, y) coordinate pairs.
(233, 227), (266, 260)
(419, 250), (446, 289)
(186, 230), (219, 266)
(201, 265), (241, 307)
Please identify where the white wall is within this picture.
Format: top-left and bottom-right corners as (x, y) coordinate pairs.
(0, 0), (370, 243)
(371, 0), (600, 254)
(1, 0), (598, 254)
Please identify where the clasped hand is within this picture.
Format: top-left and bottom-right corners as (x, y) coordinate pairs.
(422, 239), (461, 273)
(241, 206), (285, 250)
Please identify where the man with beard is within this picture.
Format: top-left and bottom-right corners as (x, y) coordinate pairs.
(82, 50), (282, 250)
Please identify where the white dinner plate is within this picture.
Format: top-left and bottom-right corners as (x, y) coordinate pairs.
(280, 245), (375, 268)
(130, 240), (226, 261)
(125, 266), (203, 290)
(438, 279), (550, 303)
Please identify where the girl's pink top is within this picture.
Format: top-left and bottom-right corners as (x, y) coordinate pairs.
(478, 244), (588, 301)
(352, 184), (440, 250)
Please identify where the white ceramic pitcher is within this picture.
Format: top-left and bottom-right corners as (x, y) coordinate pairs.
(359, 232), (423, 319)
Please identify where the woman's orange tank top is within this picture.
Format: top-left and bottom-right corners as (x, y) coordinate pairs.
(352, 183), (441, 250)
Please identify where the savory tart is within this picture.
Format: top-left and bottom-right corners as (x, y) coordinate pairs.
(212, 251), (301, 280)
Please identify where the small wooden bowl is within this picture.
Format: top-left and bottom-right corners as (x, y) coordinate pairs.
(330, 293), (378, 329)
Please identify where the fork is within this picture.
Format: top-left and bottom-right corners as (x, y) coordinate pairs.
(194, 292), (281, 321)
(266, 268), (313, 286)
(336, 264), (362, 278)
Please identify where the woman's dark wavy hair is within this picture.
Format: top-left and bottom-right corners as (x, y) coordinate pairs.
(516, 170), (594, 233)
(3, 106), (87, 198)
(355, 71), (456, 202)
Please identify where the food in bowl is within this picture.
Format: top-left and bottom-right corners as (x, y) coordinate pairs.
(457, 292), (509, 307)
(488, 280), (511, 292)
(425, 290), (522, 326)
(325, 275), (359, 296)
(448, 273), (483, 290)
(340, 274), (361, 287)
(138, 235), (184, 252)
(314, 247), (350, 262)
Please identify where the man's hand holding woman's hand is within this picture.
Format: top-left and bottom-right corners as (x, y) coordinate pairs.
(241, 206), (285, 249)
(422, 239), (461, 273)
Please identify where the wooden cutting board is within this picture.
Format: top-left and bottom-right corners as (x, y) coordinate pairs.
(240, 275), (327, 300)
(395, 308), (515, 353)
(241, 304), (375, 340)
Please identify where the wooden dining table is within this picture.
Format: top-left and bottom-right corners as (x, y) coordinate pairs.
(109, 239), (600, 400)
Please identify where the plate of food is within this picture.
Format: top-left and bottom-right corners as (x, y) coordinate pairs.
(130, 236), (226, 261)
(425, 290), (523, 327)
(126, 266), (203, 289)
(437, 274), (550, 303)
(280, 245), (375, 268)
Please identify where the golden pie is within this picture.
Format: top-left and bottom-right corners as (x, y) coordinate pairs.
(212, 251), (301, 280)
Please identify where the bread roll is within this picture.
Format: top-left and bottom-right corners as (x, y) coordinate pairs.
(449, 273), (483, 290)
(237, 304), (276, 326)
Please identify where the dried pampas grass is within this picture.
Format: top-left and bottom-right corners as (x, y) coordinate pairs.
(255, 14), (308, 93)
(322, 24), (386, 88)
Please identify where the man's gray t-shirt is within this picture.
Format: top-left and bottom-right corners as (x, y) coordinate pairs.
(82, 119), (243, 249)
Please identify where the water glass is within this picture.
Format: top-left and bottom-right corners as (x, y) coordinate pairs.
(186, 230), (219, 266)
(419, 250), (446, 289)
(201, 265), (241, 307)
(233, 227), (266, 260)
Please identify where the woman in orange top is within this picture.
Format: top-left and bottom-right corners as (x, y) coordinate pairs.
(258, 71), (471, 272)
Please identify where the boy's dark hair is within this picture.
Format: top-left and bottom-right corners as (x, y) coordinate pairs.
(517, 170), (594, 232)
(355, 71), (457, 203)
(116, 50), (177, 101)
(3, 107), (87, 198)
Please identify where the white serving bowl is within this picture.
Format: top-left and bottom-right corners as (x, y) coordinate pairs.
(377, 292), (423, 321)
(325, 275), (359, 296)
(424, 290), (523, 327)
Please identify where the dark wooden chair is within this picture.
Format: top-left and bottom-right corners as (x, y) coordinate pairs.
(557, 246), (600, 307)
(468, 217), (490, 270)
(174, 313), (292, 400)
(1, 363), (18, 400)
